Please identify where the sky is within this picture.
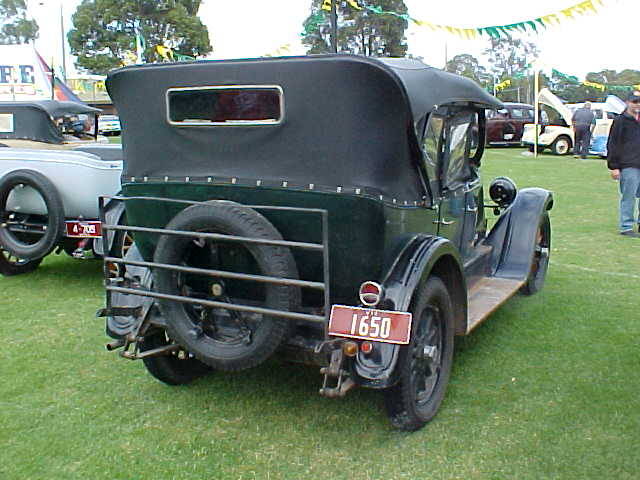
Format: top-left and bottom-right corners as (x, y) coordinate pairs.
(26, 0), (635, 80)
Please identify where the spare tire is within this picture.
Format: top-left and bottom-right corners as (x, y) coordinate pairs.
(0, 170), (64, 260)
(153, 201), (299, 372)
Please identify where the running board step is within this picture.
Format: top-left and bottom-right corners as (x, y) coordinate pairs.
(466, 277), (524, 333)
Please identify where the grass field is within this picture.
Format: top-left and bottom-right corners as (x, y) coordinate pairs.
(1, 148), (638, 479)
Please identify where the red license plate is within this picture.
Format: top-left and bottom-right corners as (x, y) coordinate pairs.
(65, 221), (102, 238)
(328, 305), (412, 345)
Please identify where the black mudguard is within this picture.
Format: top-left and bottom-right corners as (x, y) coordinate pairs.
(485, 187), (553, 280)
(93, 196), (125, 257)
(349, 234), (466, 389)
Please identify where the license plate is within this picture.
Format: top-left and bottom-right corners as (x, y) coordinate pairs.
(65, 221), (102, 238)
(328, 305), (412, 345)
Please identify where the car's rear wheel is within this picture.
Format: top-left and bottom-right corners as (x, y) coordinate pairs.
(0, 247), (42, 276)
(520, 213), (551, 296)
(0, 170), (64, 260)
(550, 136), (572, 155)
(383, 276), (454, 431)
(140, 330), (212, 385)
(153, 201), (299, 372)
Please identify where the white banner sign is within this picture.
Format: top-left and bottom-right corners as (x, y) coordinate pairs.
(0, 45), (52, 101)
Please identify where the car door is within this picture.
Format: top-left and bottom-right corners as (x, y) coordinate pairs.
(509, 107), (533, 142)
(436, 108), (481, 260)
(486, 108), (509, 144)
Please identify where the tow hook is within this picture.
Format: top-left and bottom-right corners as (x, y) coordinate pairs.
(72, 238), (91, 259)
(319, 345), (355, 398)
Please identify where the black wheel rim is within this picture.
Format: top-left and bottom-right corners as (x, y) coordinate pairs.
(177, 237), (265, 347)
(530, 221), (550, 287)
(0, 184), (48, 248)
(411, 305), (443, 407)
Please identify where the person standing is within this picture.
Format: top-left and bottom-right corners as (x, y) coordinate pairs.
(606, 91), (640, 238)
(572, 101), (595, 159)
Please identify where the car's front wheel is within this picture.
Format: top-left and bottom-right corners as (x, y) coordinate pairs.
(383, 276), (455, 431)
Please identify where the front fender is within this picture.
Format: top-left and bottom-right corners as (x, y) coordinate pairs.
(350, 234), (465, 389)
(485, 187), (553, 280)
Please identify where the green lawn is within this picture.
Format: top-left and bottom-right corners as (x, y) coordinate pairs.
(1, 148), (638, 479)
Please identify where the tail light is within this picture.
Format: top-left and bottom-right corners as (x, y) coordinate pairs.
(359, 281), (382, 307)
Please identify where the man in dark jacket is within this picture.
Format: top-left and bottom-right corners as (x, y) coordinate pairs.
(606, 91), (640, 237)
(572, 102), (596, 159)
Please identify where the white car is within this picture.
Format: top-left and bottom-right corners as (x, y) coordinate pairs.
(521, 88), (624, 156)
(0, 100), (123, 275)
(98, 114), (121, 136)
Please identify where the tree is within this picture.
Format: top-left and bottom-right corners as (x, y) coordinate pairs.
(0, 0), (38, 44)
(302, 0), (408, 57)
(445, 54), (491, 89)
(482, 36), (538, 80)
(68, 0), (212, 74)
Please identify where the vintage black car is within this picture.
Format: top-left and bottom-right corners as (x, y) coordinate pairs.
(99, 55), (553, 431)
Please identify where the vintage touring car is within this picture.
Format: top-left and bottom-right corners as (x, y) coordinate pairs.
(99, 55), (553, 431)
(0, 100), (123, 275)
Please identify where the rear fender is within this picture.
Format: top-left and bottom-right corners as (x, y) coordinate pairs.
(485, 187), (553, 280)
(93, 196), (125, 256)
(350, 234), (466, 389)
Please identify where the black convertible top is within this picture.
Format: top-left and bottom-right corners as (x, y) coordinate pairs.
(0, 100), (100, 117)
(108, 55), (501, 202)
(0, 100), (100, 143)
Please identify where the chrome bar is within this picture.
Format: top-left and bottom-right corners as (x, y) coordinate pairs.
(103, 256), (325, 290)
(106, 286), (326, 324)
(103, 224), (324, 251)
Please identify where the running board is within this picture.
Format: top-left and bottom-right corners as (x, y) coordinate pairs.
(466, 277), (524, 334)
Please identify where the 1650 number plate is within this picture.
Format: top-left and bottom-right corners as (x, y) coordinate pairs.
(328, 305), (412, 344)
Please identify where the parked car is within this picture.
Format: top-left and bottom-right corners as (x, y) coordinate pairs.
(0, 100), (124, 275)
(486, 102), (535, 146)
(99, 55), (553, 431)
(98, 114), (121, 136)
(521, 88), (624, 155)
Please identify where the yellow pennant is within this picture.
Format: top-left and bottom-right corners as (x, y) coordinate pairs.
(583, 80), (605, 91)
(156, 45), (174, 61)
(346, 0), (362, 10)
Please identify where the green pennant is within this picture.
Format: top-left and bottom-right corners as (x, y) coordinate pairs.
(174, 53), (195, 62)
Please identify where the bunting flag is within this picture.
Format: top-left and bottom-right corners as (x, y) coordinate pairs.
(156, 45), (174, 62)
(174, 53), (195, 62)
(322, 0), (610, 39)
(552, 68), (640, 92)
(582, 80), (606, 91)
(495, 79), (511, 92)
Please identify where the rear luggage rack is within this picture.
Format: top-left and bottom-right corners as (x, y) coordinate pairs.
(98, 195), (331, 327)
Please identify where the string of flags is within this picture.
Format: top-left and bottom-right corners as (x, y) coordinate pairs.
(307, 0), (608, 39)
(552, 68), (640, 92)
